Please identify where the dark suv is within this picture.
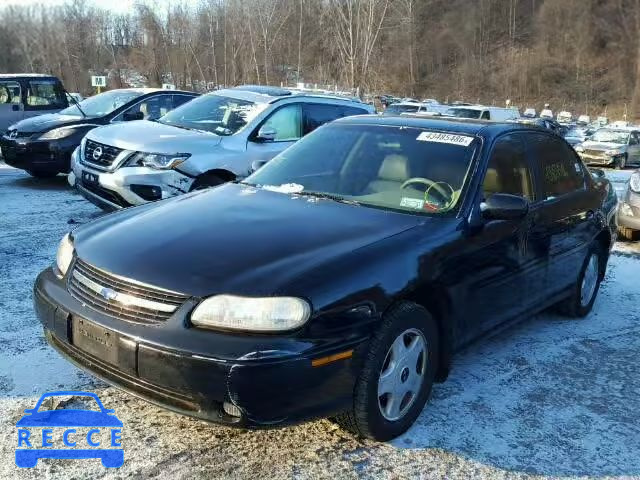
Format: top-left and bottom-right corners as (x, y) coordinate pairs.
(35, 116), (616, 441)
(0, 88), (198, 178)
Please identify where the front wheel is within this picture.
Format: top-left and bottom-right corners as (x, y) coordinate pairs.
(615, 155), (627, 170)
(332, 302), (439, 441)
(556, 244), (604, 318)
(189, 173), (225, 191)
(27, 170), (58, 178)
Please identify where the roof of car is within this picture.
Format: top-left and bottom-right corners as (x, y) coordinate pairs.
(335, 114), (540, 139)
(211, 86), (368, 106)
(0, 73), (60, 79)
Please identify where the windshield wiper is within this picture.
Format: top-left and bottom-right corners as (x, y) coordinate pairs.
(64, 89), (87, 118)
(294, 191), (360, 206)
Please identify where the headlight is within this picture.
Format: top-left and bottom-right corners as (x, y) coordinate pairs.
(574, 145), (584, 153)
(605, 149), (623, 156)
(190, 294), (311, 332)
(55, 233), (74, 277)
(630, 172), (640, 193)
(39, 127), (77, 140)
(127, 152), (190, 170)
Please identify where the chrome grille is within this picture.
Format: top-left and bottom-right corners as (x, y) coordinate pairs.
(68, 259), (189, 323)
(583, 149), (606, 159)
(83, 140), (123, 170)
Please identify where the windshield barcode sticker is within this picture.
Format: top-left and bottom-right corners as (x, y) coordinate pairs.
(400, 197), (425, 209)
(416, 132), (474, 146)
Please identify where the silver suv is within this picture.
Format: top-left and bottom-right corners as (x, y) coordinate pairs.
(70, 85), (374, 209)
(575, 127), (640, 169)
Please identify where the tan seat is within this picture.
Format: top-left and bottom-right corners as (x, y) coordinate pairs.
(482, 168), (501, 198)
(366, 154), (410, 193)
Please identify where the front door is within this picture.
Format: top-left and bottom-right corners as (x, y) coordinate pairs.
(446, 133), (540, 344)
(0, 80), (23, 131)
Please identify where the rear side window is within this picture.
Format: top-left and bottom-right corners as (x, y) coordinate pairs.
(262, 104), (302, 141)
(528, 134), (584, 200)
(26, 80), (66, 109)
(303, 103), (344, 135)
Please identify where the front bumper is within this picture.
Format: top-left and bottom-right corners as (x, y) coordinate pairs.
(34, 267), (369, 428)
(0, 135), (75, 173)
(578, 152), (619, 166)
(71, 148), (194, 210)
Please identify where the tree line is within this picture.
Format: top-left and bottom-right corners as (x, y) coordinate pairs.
(0, 0), (639, 118)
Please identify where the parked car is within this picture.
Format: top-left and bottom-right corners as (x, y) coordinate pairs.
(383, 101), (428, 115)
(577, 115), (591, 125)
(523, 108), (537, 118)
(0, 74), (68, 133)
(617, 169), (640, 240)
(35, 116), (616, 441)
(540, 108), (554, 119)
(69, 85), (374, 210)
(444, 105), (520, 121)
(557, 111), (573, 124)
(574, 127), (640, 169)
(564, 126), (592, 146)
(0, 88), (197, 178)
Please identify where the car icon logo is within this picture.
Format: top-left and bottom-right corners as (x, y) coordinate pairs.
(15, 391), (124, 468)
(9, 130), (17, 139)
(100, 287), (118, 301)
(92, 146), (103, 161)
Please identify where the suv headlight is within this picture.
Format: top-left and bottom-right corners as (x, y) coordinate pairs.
(39, 127), (77, 140)
(605, 149), (623, 156)
(630, 172), (640, 193)
(191, 294), (311, 332)
(127, 152), (190, 170)
(55, 233), (74, 277)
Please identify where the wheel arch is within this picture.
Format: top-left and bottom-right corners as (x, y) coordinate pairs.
(594, 228), (612, 279)
(198, 168), (237, 183)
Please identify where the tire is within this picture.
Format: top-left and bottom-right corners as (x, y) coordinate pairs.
(618, 226), (636, 241)
(27, 170), (58, 178)
(556, 243), (604, 318)
(189, 173), (225, 191)
(615, 155), (627, 170)
(332, 302), (439, 441)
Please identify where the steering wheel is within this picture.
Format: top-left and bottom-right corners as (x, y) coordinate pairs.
(400, 177), (453, 202)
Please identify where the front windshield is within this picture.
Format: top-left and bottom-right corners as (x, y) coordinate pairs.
(157, 94), (266, 135)
(590, 129), (629, 144)
(445, 108), (482, 119)
(246, 124), (478, 215)
(384, 104), (420, 114)
(59, 90), (143, 117)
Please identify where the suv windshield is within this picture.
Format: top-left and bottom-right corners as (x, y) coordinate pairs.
(445, 108), (482, 119)
(246, 124), (478, 215)
(590, 129), (629, 144)
(60, 90), (143, 117)
(157, 94), (266, 135)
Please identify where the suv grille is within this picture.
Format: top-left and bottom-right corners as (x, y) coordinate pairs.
(83, 140), (123, 170)
(5, 130), (34, 139)
(583, 149), (606, 159)
(68, 259), (189, 323)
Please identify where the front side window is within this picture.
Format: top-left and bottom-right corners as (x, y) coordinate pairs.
(260, 104), (302, 141)
(158, 94), (266, 135)
(0, 81), (21, 105)
(529, 134), (584, 200)
(59, 90), (143, 117)
(117, 95), (173, 121)
(26, 80), (66, 109)
(483, 135), (535, 201)
(247, 124), (479, 215)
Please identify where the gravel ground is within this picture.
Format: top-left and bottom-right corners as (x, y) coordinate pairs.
(1, 163), (640, 480)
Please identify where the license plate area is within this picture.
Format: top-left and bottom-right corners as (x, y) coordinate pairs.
(72, 317), (119, 365)
(81, 170), (99, 185)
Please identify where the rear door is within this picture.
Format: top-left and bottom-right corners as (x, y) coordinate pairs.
(23, 78), (68, 120)
(526, 133), (595, 296)
(0, 79), (24, 131)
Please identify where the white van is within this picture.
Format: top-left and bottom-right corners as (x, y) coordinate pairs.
(444, 105), (520, 121)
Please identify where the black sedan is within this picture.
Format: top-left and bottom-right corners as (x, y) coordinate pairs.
(0, 88), (198, 178)
(34, 116), (616, 441)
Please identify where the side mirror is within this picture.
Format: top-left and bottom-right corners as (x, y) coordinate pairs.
(590, 168), (605, 179)
(481, 193), (529, 221)
(123, 111), (144, 121)
(256, 126), (277, 142)
(251, 160), (268, 172)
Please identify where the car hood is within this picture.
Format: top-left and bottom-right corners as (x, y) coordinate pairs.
(73, 183), (422, 297)
(16, 410), (123, 427)
(11, 113), (93, 133)
(87, 120), (222, 153)
(581, 141), (624, 151)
